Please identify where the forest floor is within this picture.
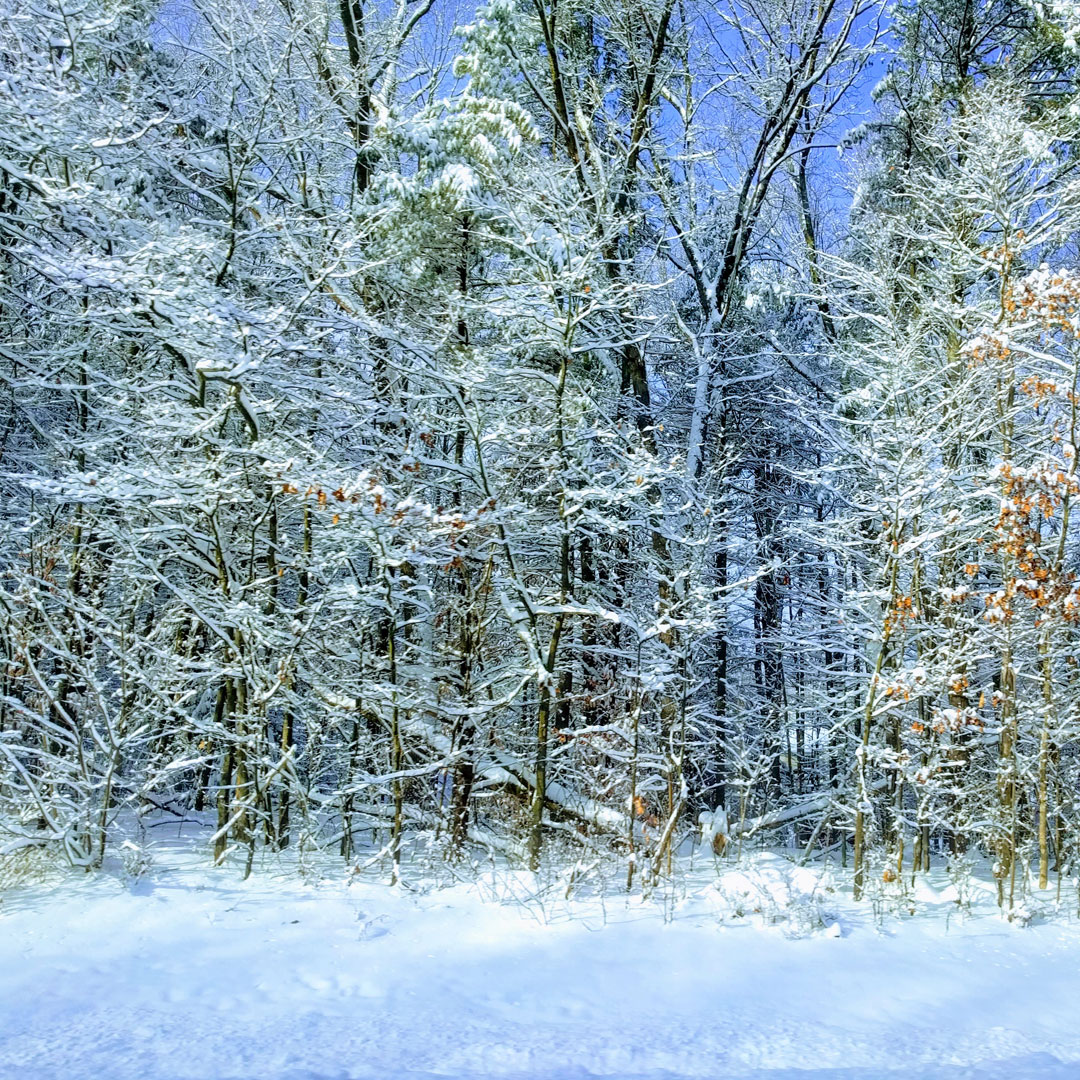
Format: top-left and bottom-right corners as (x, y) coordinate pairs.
(2, 831), (1080, 1080)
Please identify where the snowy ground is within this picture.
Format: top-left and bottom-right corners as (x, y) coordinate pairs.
(3, 839), (1080, 1080)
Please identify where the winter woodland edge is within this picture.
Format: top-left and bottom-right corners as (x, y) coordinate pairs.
(4, 0), (1080, 921)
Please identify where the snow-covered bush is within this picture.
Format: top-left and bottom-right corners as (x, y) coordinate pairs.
(710, 855), (840, 937)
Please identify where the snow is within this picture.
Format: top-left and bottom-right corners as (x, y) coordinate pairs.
(2, 842), (1080, 1080)
(3, 847), (1080, 1080)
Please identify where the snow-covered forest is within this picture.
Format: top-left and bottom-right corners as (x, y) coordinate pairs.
(5, 0), (1080, 922)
